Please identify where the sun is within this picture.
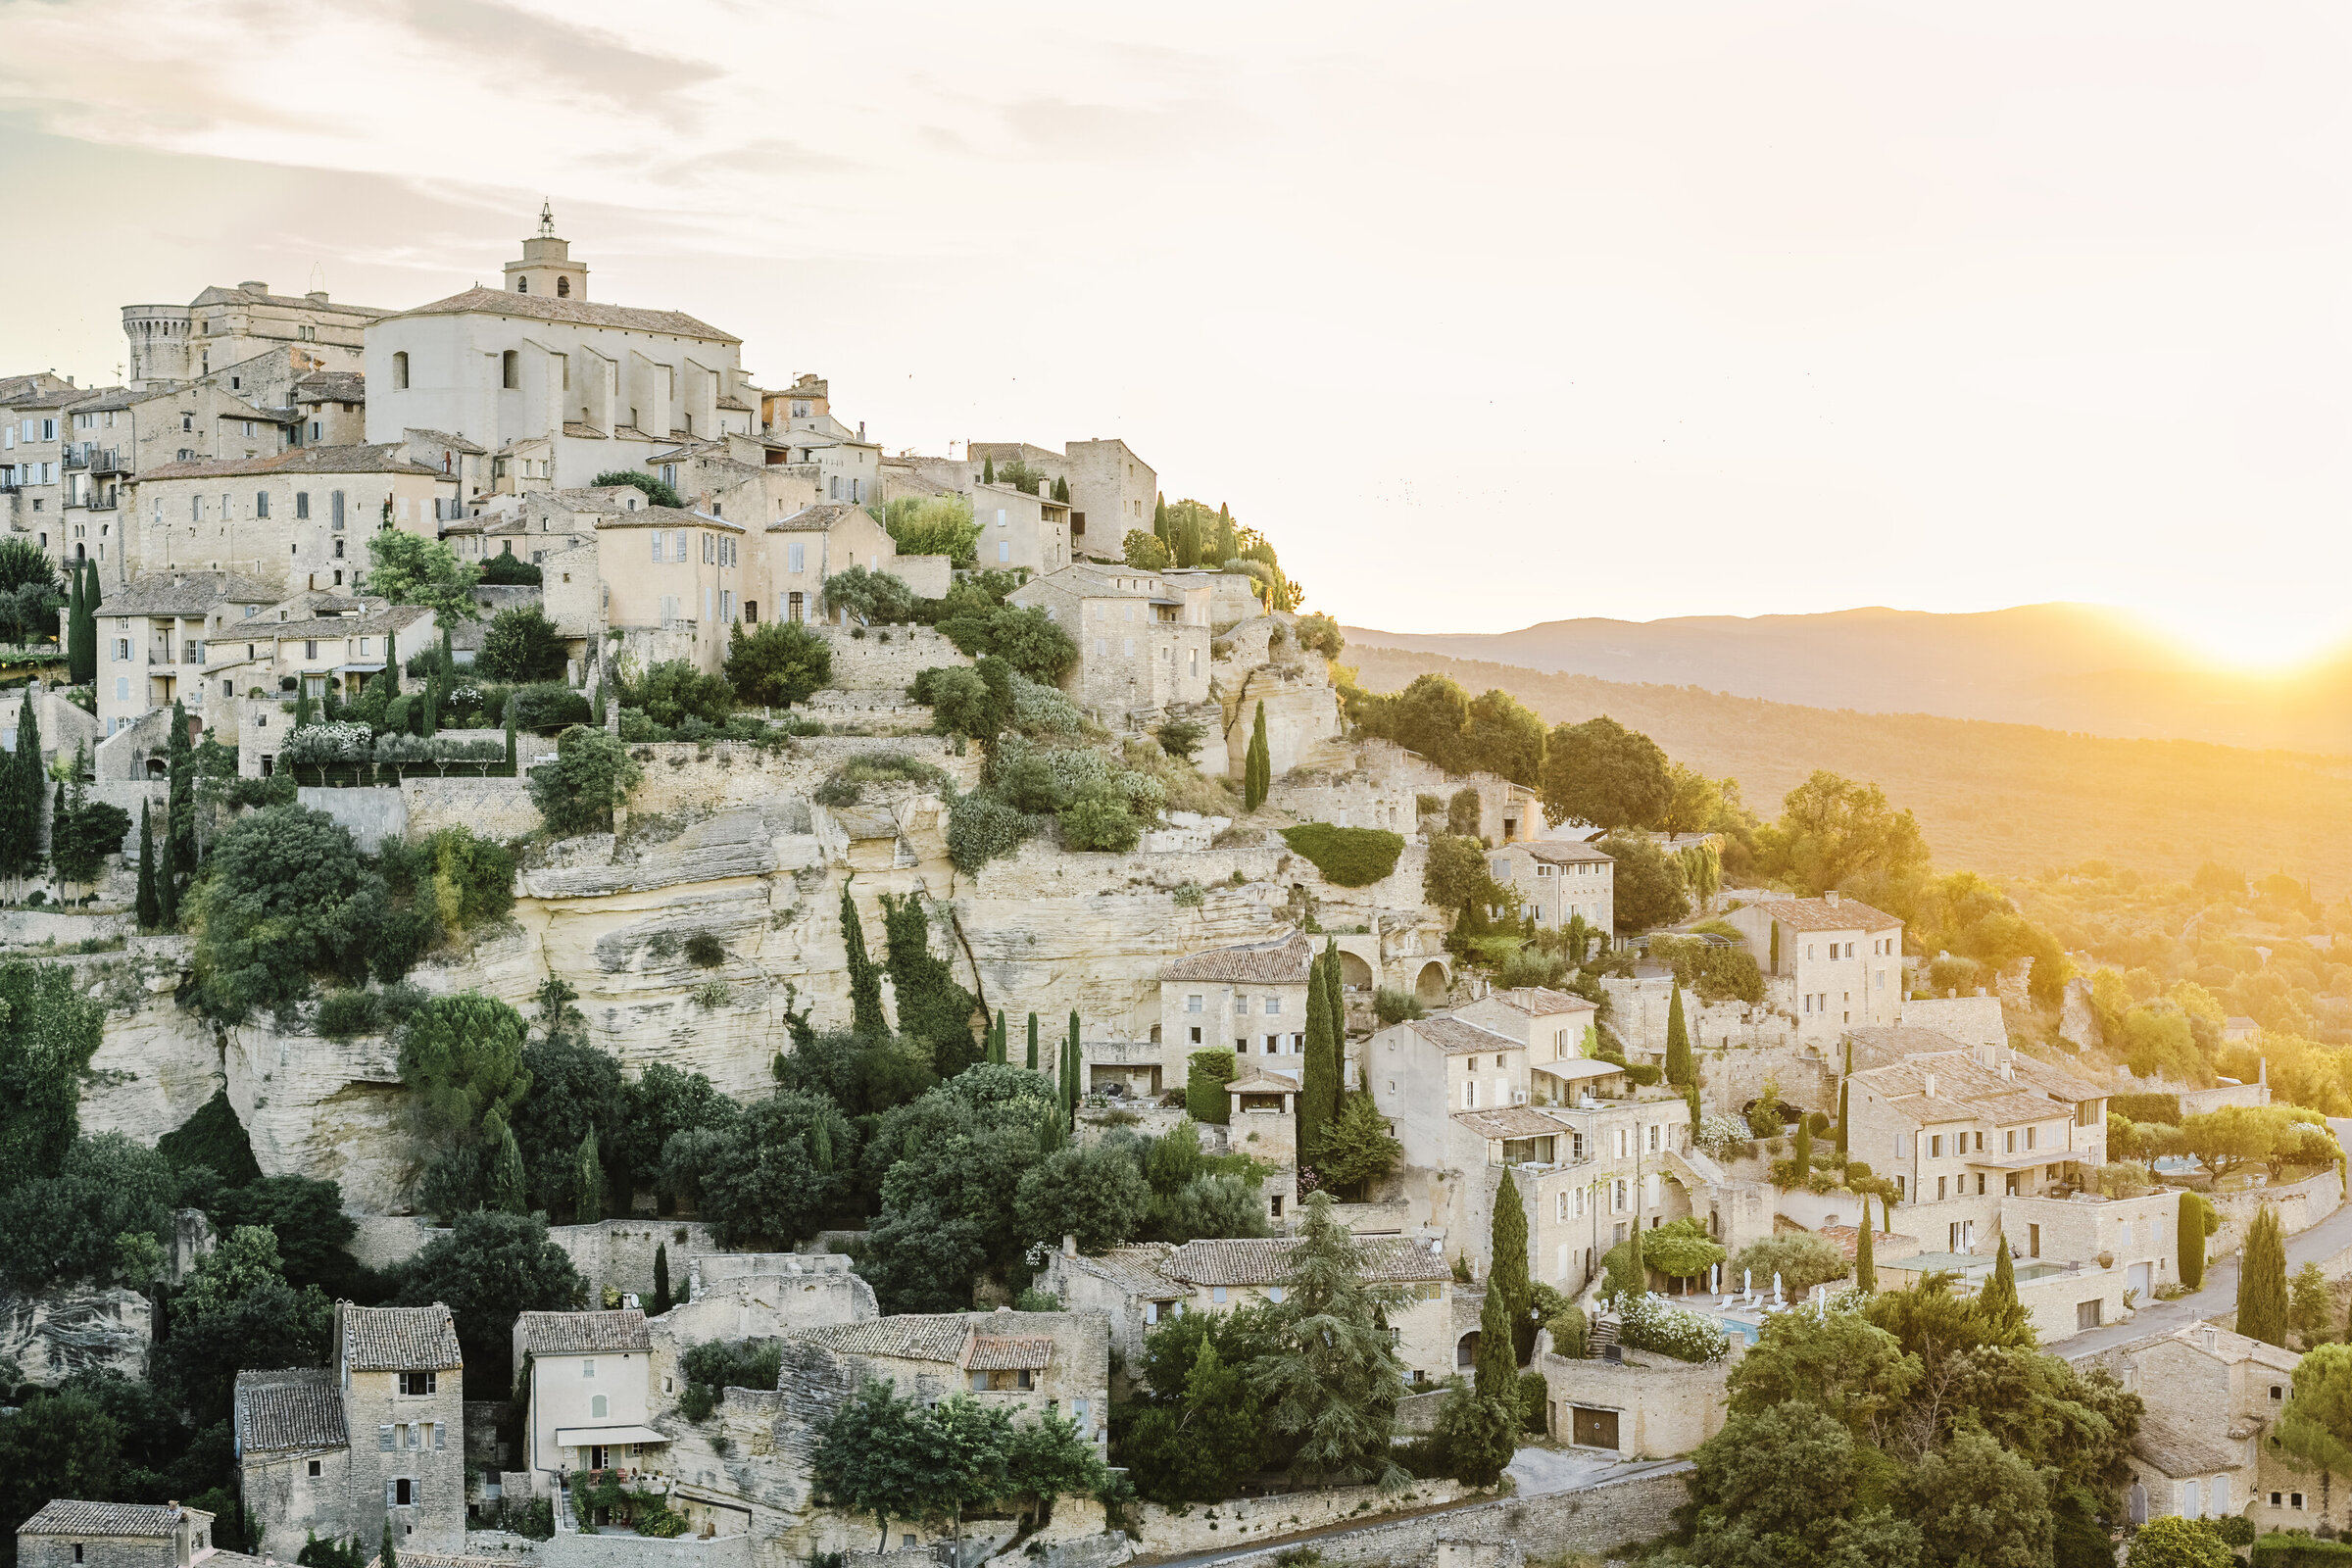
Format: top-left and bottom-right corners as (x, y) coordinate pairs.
(2148, 607), (2352, 675)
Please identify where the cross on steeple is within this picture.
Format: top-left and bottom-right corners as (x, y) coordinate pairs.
(538, 201), (556, 237)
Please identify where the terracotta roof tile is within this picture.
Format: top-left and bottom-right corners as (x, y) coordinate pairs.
(1483, 987), (1596, 1017)
(392, 287), (738, 344)
(235, 1367), (349, 1452)
(964, 1336), (1053, 1371)
(1753, 897), (1901, 932)
(797, 1315), (972, 1364)
(133, 442), (442, 482)
(1165, 1234), (1448, 1287)
(517, 1310), (652, 1355)
(1410, 1015), (1524, 1056)
(343, 1303), (463, 1371)
(21, 1502), (205, 1538)
(1159, 932), (1312, 984)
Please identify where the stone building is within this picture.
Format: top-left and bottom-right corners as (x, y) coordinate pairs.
(122, 281), (389, 389)
(90, 569), (278, 740)
(16, 1501), (232, 1568)
(591, 504), (748, 671)
(1007, 563), (1211, 724)
(292, 372), (368, 449)
(1491, 838), (1615, 934)
(122, 444), (459, 593)
(2088, 1321), (2289, 1529)
(366, 211), (759, 491)
(968, 480), (1072, 573)
(514, 1309), (667, 1491)
(1157, 930), (1316, 1068)
(1719, 893), (1903, 1044)
(788, 1310), (1111, 1446)
(1543, 1345), (1734, 1458)
(234, 1303), (467, 1559)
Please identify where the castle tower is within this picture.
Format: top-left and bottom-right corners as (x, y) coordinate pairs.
(503, 203), (588, 300)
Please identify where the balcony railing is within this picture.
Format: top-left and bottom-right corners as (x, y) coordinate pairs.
(61, 447), (88, 471)
(88, 449), (126, 475)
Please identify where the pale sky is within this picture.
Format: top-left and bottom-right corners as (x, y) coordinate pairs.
(2, 2), (2346, 664)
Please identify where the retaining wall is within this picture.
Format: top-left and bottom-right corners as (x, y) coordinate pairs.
(404, 776), (542, 841)
(297, 784), (407, 852)
(817, 625), (971, 691)
(545, 1218), (720, 1298)
(1132, 1478), (1466, 1556)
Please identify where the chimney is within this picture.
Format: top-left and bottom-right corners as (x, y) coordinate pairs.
(1923, 1072), (1937, 1099)
(308, 290), (328, 304)
(2001, 1061), (2013, 1082)
(1825, 890), (1841, 906)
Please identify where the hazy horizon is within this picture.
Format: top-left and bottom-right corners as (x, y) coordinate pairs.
(3, 4), (2347, 667)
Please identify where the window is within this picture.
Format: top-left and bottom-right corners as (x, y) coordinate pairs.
(1930, 1135), (1941, 1157)
(582, 1358), (596, 1379)
(296, 491), (310, 519)
(591, 1394), (608, 1419)
(305, 640), (318, 659)
(330, 491), (345, 529)
(788, 541), (806, 572)
(256, 490), (269, 517)
(308, 1459), (322, 1478)
(515, 276), (528, 293)
(1265, 997), (1281, 1016)
(394, 1479), (414, 1507)
(392, 352), (409, 389)
(704, 532), (714, 564)
(999, 541), (1011, 563)
(2273, 1384), (2286, 1401)
(558, 275), (571, 297)
(1186, 994), (1202, 1012)
(398, 1371), (436, 1396)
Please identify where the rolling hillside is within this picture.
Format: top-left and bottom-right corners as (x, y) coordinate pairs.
(1348, 644), (2352, 895)
(1345, 604), (2352, 755)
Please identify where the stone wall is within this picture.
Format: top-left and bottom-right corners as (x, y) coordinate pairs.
(349, 1214), (438, 1271)
(405, 776), (542, 841)
(0, 1282), (151, 1386)
(2208, 1167), (2343, 1258)
(543, 1529), (751, 1568)
(543, 1218), (719, 1298)
(816, 625), (970, 692)
(1602, 975), (1800, 1071)
(89, 781), (168, 855)
(1183, 1470), (1691, 1568)
(1542, 1348), (1731, 1459)
(298, 783), (408, 852)
(1130, 1478), (1466, 1556)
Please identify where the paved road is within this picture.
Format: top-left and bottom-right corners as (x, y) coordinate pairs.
(1132, 1446), (1681, 1568)
(2064, 1178), (2352, 1360)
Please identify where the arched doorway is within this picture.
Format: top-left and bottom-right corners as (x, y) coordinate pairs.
(1339, 952), (1373, 990)
(1415, 958), (1449, 1006)
(1455, 1330), (1479, 1371)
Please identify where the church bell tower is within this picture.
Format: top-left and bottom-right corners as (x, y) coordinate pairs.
(503, 203), (588, 300)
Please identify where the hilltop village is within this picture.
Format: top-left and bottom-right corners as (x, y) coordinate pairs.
(0, 215), (2343, 1568)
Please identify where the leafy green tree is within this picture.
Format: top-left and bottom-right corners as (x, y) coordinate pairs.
(364, 531), (480, 621)
(0, 535), (59, 644)
(1004, 1409), (1106, 1528)
(159, 1225), (335, 1427)
(841, 882), (890, 1039)
(474, 606), (568, 683)
(1473, 1274), (1516, 1401)
(1248, 1192), (1409, 1486)
(1121, 529), (1171, 569)
(193, 806), (389, 1019)
(812, 1379), (976, 1548)
(1244, 702), (1270, 811)
(1977, 1235), (2034, 1346)
(0, 1132), (175, 1290)
(1686, 1398), (1922, 1568)
(2275, 1341), (2352, 1475)
(1432, 1377), (1517, 1487)
(64, 564), (89, 684)
(1354, 673), (1470, 772)
(1665, 986), (1692, 1086)
(511, 1033), (623, 1218)
(49, 760), (128, 892)
(476, 552), (541, 586)
(723, 619), (832, 708)
(1540, 715), (1670, 831)
(1727, 1308), (1917, 1437)
(0, 1386), (122, 1563)
(622, 658), (734, 726)
(166, 699), (195, 879)
(1593, 832), (1690, 932)
(822, 564), (919, 625)
(0, 958), (104, 1196)
(858, 1066), (1060, 1310)
(2238, 1203), (2289, 1347)
(528, 724), (642, 836)
(207, 1175), (369, 1298)
(398, 992), (532, 1220)
(772, 1028), (938, 1121)
(396, 1210), (586, 1396)
(615, 1061), (733, 1202)
(934, 602), (1078, 684)
(1014, 1141), (1152, 1253)
(873, 494), (980, 562)
(1753, 770), (1930, 896)
(1112, 1316), (1270, 1502)
(592, 469), (684, 509)
(664, 1091), (857, 1250)
(1462, 689), (1545, 788)
(2291, 1260), (2333, 1346)
(1422, 832), (1501, 921)
(1311, 1092), (1401, 1199)
(1909, 1426), (2053, 1568)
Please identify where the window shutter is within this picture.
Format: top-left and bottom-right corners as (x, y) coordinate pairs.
(386, 1482), (397, 1507)
(379, 1425), (395, 1450)
(434, 1424), (445, 1449)
(652, 532), (662, 564)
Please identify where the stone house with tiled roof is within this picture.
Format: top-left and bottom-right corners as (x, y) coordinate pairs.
(233, 1304), (465, 1559)
(292, 372), (367, 448)
(1720, 891), (1903, 1044)
(1490, 838), (1616, 935)
(1007, 563), (1212, 725)
(88, 569), (280, 742)
(367, 212), (760, 492)
(2084, 1320), (2304, 1530)
(514, 1310), (664, 1494)
(122, 280), (388, 389)
(1158, 931), (1315, 1075)
(789, 1309), (1110, 1446)
(1164, 1234), (1454, 1385)
(15, 1500), (230, 1568)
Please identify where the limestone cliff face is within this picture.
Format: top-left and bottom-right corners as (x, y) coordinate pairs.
(58, 733), (1451, 1217)
(0, 1283), (151, 1387)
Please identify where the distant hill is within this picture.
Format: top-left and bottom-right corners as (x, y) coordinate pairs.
(1346, 644), (2352, 895)
(1344, 604), (2352, 755)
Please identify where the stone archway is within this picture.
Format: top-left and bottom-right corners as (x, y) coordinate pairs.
(1415, 958), (1450, 1006)
(1455, 1330), (1480, 1370)
(1339, 951), (1374, 990)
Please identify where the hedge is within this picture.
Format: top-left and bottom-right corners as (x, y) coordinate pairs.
(1279, 823), (1405, 888)
(1186, 1049), (1238, 1125)
(2254, 1534), (2352, 1567)
(2111, 1092), (2183, 1126)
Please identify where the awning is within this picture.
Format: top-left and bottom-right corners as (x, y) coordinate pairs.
(554, 1426), (669, 1447)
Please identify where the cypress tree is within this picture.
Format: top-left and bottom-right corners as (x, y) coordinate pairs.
(652, 1243), (671, 1315)
(982, 455), (996, 485)
(134, 801), (159, 929)
(1152, 492), (1169, 549)
(840, 881), (889, 1039)
(1245, 702), (1270, 811)
(421, 671), (439, 738)
(1474, 1270), (1516, 1402)
(1836, 1079), (1850, 1162)
(988, 1009), (1005, 1064)
(166, 700), (195, 877)
(573, 1129), (605, 1224)
(1320, 941), (1348, 1101)
(383, 628), (399, 696)
(1298, 953), (1338, 1164)
(381, 1521), (397, 1568)
(1791, 1109), (1812, 1175)
(62, 568), (82, 684)
(1, 695), (40, 880)
(2240, 1204), (2289, 1347)
(1063, 1011), (1082, 1123)
(1664, 987), (1691, 1087)
(1490, 1165), (1532, 1362)
(1026, 1011), (1040, 1071)
(294, 685), (315, 729)
(1978, 1234), (2029, 1341)
(2180, 1190), (2207, 1290)
(1855, 1196), (1877, 1292)
(1625, 1221), (1645, 1298)
(78, 561), (100, 684)
(487, 1110), (527, 1214)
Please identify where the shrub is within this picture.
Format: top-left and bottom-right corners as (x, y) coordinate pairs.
(476, 553), (543, 586)
(874, 495), (980, 562)
(935, 602), (1078, 684)
(1171, 882), (1204, 907)
(1616, 1293), (1729, 1363)
(316, 989), (385, 1039)
(822, 564), (919, 625)
(1009, 672), (1086, 737)
(592, 470), (684, 509)
(1693, 1113), (1752, 1159)
(724, 620), (832, 708)
(1646, 935), (1765, 1005)
(623, 661), (734, 727)
(1278, 824), (1405, 887)
(946, 790), (1031, 872)
(684, 932), (726, 968)
(508, 683), (592, 732)
(1446, 789), (1481, 837)
(1186, 1049), (1237, 1124)
(1731, 1233), (1849, 1295)
(2111, 1092), (2183, 1126)
(1060, 781), (1141, 853)
(1293, 613), (1344, 660)
(1374, 987), (1426, 1024)
(529, 725), (643, 837)
(475, 607), (567, 683)
(278, 721), (374, 765)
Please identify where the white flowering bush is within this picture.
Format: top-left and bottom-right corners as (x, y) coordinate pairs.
(1008, 672), (1085, 736)
(1694, 1113), (1753, 1160)
(278, 721), (374, 764)
(1617, 1293), (1729, 1363)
